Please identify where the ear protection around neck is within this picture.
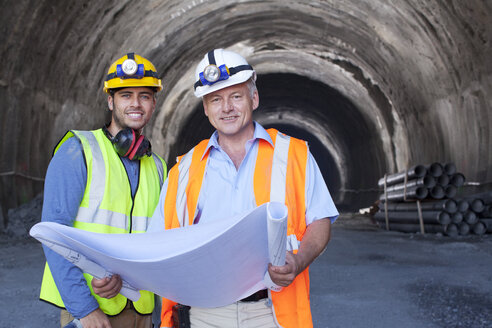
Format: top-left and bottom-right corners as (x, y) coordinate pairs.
(103, 125), (152, 160)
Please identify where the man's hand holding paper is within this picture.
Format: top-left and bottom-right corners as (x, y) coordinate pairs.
(91, 275), (123, 299)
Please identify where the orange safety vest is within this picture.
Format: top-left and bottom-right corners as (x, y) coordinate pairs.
(160, 128), (313, 328)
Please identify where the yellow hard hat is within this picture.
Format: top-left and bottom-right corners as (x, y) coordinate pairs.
(103, 53), (162, 94)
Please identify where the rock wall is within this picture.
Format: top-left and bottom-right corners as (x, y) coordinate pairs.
(1, 0), (491, 223)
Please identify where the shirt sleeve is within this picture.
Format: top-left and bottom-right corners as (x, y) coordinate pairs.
(147, 178), (169, 232)
(41, 137), (99, 319)
(305, 151), (339, 225)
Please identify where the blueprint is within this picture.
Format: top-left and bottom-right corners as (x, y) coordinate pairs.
(30, 202), (288, 308)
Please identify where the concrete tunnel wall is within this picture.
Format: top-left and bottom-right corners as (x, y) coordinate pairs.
(1, 0), (492, 224)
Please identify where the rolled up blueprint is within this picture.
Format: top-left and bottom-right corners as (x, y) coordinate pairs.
(30, 202), (289, 308)
(263, 202), (288, 292)
(37, 237), (141, 301)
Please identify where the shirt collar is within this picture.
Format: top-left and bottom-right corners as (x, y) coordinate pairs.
(201, 121), (274, 160)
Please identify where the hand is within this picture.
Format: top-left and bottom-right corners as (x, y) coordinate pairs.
(91, 274), (122, 299)
(267, 251), (301, 287)
(79, 308), (112, 328)
(268, 218), (332, 288)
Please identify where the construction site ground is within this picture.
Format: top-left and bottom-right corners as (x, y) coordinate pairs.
(1, 213), (491, 328)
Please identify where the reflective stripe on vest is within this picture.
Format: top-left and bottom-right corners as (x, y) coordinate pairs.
(171, 132), (292, 226)
(166, 139), (209, 228)
(267, 131), (311, 328)
(161, 128), (312, 328)
(40, 129), (166, 316)
(176, 147), (194, 227)
(270, 132), (290, 204)
(152, 153), (166, 190)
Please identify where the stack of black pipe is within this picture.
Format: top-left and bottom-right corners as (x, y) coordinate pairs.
(458, 191), (492, 236)
(374, 162), (473, 237)
(376, 162), (464, 202)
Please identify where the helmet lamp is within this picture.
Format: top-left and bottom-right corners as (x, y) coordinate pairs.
(116, 59), (145, 79)
(199, 64), (230, 86)
(203, 64), (220, 82)
(122, 59), (138, 75)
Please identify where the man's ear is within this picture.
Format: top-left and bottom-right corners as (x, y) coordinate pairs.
(252, 90), (259, 111)
(203, 100), (209, 117)
(107, 95), (114, 111)
(151, 95), (157, 114)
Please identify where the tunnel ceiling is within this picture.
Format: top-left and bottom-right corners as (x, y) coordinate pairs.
(1, 0), (492, 214)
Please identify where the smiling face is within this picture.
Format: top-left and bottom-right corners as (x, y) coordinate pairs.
(107, 87), (156, 135)
(202, 81), (259, 143)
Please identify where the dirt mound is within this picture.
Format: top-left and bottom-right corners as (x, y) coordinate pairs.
(2, 193), (43, 242)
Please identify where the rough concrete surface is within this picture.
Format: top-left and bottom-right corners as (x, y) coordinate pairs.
(2, 0), (492, 214)
(1, 213), (491, 328)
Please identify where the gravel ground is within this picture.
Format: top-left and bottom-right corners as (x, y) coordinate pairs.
(311, 215), (492, 328)
(1, 207), (491, 328)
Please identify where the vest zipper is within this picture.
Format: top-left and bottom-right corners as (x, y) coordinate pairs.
(120, 157), (141, 233)
(129, 160), (141, 233)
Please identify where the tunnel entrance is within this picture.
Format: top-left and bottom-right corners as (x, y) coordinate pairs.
(169, 73), (386, 210)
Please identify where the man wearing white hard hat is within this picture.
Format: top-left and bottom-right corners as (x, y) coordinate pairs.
(149, 49), (338, 328)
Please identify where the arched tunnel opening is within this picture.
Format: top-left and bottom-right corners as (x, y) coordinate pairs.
(1, 0), (491, 224)
(169, 73), (387, 211)
(1, 2), (492, 325)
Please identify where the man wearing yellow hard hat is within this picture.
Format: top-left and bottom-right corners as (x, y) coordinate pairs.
(39, 53), (167, 328)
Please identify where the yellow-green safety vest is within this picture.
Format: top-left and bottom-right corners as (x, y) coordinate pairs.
(40, 128), (167, 316)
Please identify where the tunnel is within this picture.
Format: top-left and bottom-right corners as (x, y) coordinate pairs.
(171, 72), (386, 210)
(1, 0), (492, 223)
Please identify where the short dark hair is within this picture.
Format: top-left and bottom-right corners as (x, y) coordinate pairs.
(109, 87), (158, 98)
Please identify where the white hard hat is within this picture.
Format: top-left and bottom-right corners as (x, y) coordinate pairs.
(193, 49), (256, 97)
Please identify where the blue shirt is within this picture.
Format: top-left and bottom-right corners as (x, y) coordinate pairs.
(41, 136), (140, 319)
(148, 122), (338, 231)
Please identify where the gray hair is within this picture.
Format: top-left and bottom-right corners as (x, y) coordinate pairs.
(245, 77), (257, 99)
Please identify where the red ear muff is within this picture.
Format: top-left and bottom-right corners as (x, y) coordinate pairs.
(128, 135), (144, 160)
(120, 129), (135, 159)
(104, 126), (151, 160)
(122, 129), (136, 157)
